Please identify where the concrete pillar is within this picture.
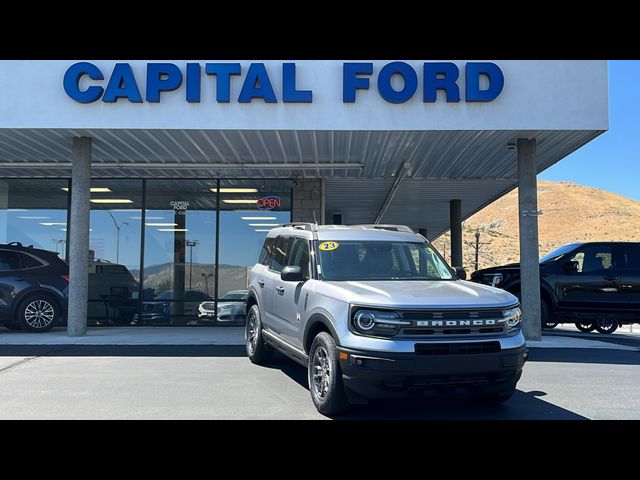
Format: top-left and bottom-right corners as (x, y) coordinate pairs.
(518, 138), (542, 341)
(449, 199), (462, 268)
(320, 178), (326, 225)
(67, 137), (91, 337)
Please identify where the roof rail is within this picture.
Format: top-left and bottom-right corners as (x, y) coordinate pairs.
(279, 222), (318, 232)
(353, 224), (415, 233)
(5, 241), (34, 248)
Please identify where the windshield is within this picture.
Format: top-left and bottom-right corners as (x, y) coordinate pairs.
(317, 241), (454, 281)
(539, 243), (582, 263)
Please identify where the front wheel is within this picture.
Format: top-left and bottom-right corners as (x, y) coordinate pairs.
(17, 295), (60, 333)
(575, 321), (595, 333)
(308, 332), (350, 416)
(245, 305), (273, 364)
(595, 318), (619, 334)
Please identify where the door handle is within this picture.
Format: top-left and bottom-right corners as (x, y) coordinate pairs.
(605, 276), (619, 281)
(258, 280), (265, 288)
(276, 287), (285, 295)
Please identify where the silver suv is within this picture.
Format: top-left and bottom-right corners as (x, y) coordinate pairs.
(246, 223), (527, 415)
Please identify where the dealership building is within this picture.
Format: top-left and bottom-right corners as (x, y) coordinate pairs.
(0, 60), (608, 339)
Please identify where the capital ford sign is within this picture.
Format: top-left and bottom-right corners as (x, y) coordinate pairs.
(63, 62), (504, 105)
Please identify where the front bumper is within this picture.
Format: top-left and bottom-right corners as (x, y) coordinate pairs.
(339, 344), (527, 400)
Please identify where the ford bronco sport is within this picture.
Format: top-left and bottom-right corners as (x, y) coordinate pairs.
(246, 224), (527, 415)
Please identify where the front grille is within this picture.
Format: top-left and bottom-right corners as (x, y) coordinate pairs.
(401, 310), (503, 320)
(395, 309), (507, 337)
(415, 341), (500, 355)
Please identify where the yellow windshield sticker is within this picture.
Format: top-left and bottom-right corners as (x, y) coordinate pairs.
(319, 241), (340, 251)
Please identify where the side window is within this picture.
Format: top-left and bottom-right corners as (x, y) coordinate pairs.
(621, 245), (640, 273)
(270, 236), (289, 273)
(0, 251), (20, 271)
(259, 237), (274, 266)
(569, 246), (613, 274)
(286, 238), (310, 279)
(18, 253), (44, 269)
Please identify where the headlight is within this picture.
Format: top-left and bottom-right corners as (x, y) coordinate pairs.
(503, 307), (521, 332)
(352, 309), (411, 337)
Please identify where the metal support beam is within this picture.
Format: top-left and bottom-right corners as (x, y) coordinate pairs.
(449, 199), (462, 268)
(518, 138), (542, 341)
(67, 137), (91, 337)
(374, 162), (412, 224)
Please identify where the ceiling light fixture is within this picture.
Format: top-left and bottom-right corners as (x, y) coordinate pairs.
(145, 223), (178, 227)
(90, 199), (134, 204)
(158, 228), (189, 232)
(223, 199), (258, 204)
(62, 187), (112, 193)
(241, 216), (277, 221)
(248, 223), (280, 227)
(40, 222), (67, 226)
(210, 188), (258, 193)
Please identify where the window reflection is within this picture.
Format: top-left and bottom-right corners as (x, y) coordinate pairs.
(88, 180), (142, 326)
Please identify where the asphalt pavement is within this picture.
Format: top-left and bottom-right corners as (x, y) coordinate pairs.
(0, 330), (638, 419)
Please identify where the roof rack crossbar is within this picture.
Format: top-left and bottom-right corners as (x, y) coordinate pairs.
(351, 224), (415, 233)
(279, 222), (318, 232)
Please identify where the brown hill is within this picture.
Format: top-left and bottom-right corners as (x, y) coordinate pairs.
(434, 180), (640, 274)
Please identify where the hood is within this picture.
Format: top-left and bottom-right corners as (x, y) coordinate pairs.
(314, 279), (518, 309)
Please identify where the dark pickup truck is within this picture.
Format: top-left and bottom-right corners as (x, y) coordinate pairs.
(470, 242), (640, 334)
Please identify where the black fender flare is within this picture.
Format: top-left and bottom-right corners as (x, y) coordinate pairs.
(303, 313), (340, 353)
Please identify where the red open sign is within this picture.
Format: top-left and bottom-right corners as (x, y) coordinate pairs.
(256, 196), (281, 210)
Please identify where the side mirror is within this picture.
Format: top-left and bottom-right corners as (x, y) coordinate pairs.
(453, 267), (467, 280)
(563, 261), (579, 274)
(281, 265), (306, 282)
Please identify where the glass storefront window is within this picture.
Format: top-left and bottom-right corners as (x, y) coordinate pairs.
(0, 177), (293, 328)
(217, 180), (291, 326)
(87, 180), (142, 326)
(0, 179), (69, 255)
(143, 180), (217, 326)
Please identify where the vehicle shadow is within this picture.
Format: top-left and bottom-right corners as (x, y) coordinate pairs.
(0, 344), (247, 357)
(265, 353), (587, 420)
(528, 347), (640, 366)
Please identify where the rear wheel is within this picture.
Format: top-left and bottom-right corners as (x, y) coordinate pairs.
(308, 332), (350, 416)
(595, 318), (619, 334)
(575, 321), (595, 333)
(17, 295), (60, 333)
(540, 299), (557, 329)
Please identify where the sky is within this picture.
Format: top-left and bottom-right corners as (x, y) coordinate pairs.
(539, 60), (640, 201)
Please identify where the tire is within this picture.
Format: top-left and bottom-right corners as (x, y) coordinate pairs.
(308, 332), (350, 416)
(595, 318), (619, 334)
(540, 299), (556, 329)
(16, 294), (60, 333)
(1, 320), (22, 331)
(245, 305), (273, 364)
(575, 321), (595, 333)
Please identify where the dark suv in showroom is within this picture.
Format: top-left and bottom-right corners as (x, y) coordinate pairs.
(0, 242), (69, 332)
(470, 242), (640, 334)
